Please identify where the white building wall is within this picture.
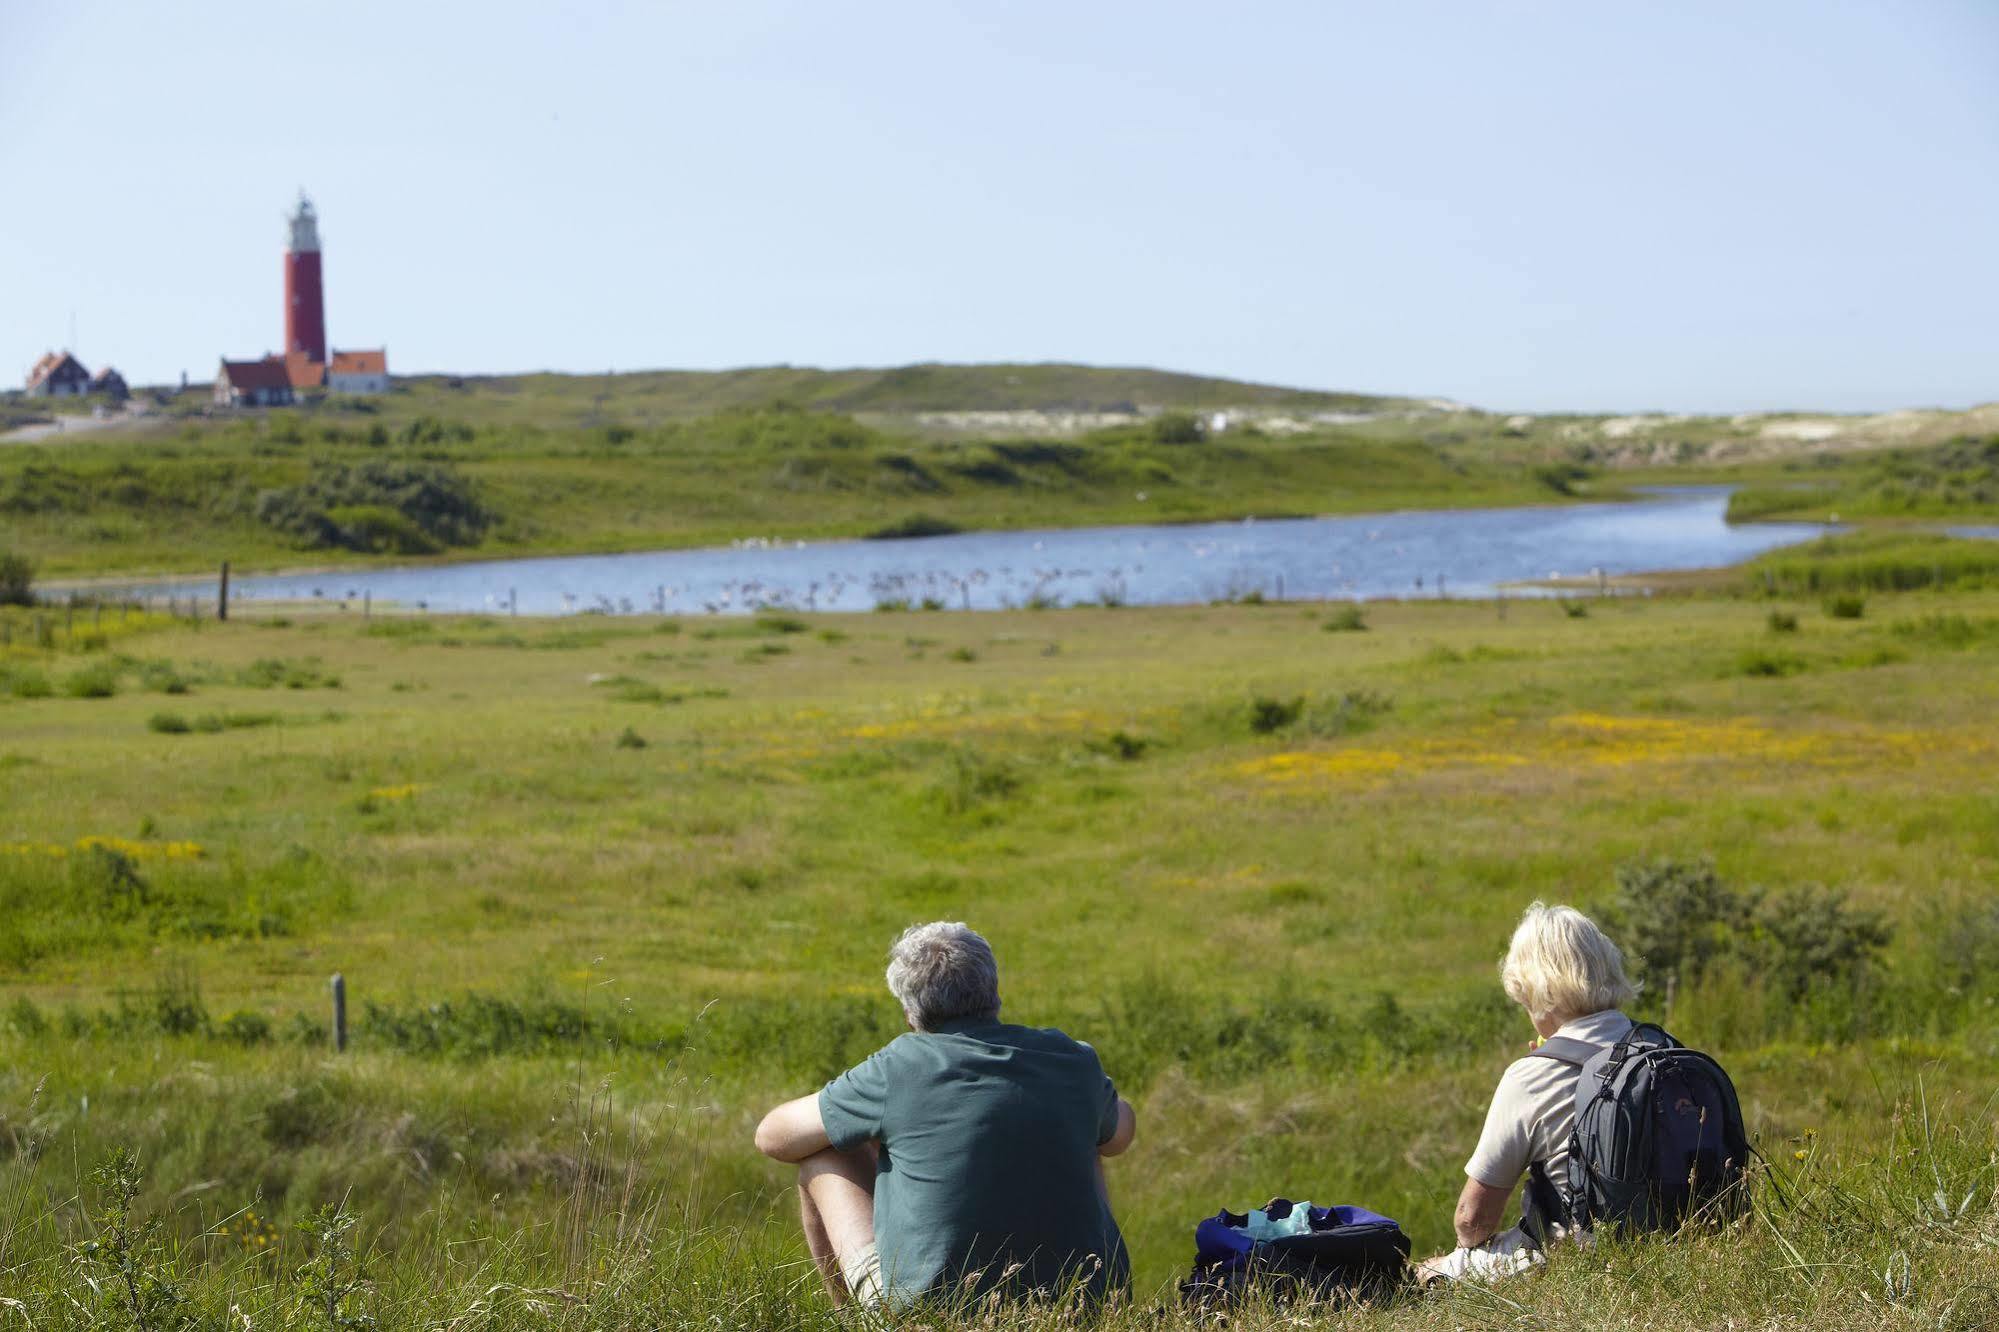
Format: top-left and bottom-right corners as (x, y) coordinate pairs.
(328, 372), (390, 394)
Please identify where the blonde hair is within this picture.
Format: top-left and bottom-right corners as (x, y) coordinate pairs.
(1500, 902), (1640, 1023)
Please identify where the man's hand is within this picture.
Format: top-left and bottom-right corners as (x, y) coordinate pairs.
(1099, 1098), (1137, 1157)
(754, 1094), (834, 1163)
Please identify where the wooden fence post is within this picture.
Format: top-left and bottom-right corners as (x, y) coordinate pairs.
(331, 973), (348, 1053)
(218, 562), (231, 622)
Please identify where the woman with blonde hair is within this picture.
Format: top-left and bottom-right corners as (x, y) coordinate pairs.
(1419, 902), (1640, 1282)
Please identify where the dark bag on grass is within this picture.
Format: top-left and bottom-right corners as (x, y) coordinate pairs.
(1527, 1021), (1749, 1241)
(1180, 1199), (1409, 1308)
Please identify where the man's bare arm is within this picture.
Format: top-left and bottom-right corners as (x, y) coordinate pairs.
(1099, 1099), (1137, 1157)
(754, 1094), (834, 1163)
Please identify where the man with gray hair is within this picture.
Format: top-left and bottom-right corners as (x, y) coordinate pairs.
(755, 921), (1137, 1309)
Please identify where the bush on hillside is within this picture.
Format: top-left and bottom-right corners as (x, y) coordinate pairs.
(1756, 884), (1893, 1002)
(1149, 411), (1208, 445)
(0, 550), (33, 606)
(1604, 857), (1892, 1008)
(1606, 858), (1756, 994)
(255, 461), (493, 553)
(867, 513), (962, 540)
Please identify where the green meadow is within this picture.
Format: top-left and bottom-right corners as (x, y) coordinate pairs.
(3, 551), (1999, 1325)
(0, 406), (1590, 580)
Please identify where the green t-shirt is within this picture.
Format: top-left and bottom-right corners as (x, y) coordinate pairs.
(818, 1017), (1130, 1307)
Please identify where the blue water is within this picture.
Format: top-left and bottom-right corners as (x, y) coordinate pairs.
(199, 487), (1831, 615)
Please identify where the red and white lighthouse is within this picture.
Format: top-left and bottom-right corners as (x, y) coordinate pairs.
(284, 192), (327, 366)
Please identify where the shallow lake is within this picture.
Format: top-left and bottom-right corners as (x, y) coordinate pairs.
(213, 487), (1833, 615)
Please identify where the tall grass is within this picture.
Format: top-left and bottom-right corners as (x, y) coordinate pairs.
(1746, 533), (1999, 594)
(0, 1065), (1992, 1330)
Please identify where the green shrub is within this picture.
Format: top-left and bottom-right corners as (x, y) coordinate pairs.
(5, 995), (49, 1036)
(1766, 610), (1799, 633)
(754, 614), (808, 634)
(2, 664), (52, 698)
(236, 658), (338, 689)
(1756, 884), (1892, 1002)
(1086, 730), (1150, 761)
(1889, 612), (1994, 648)
(0, 550), (33, 606)
(1248, 695), (1305, 734)
(1737, 647), (1805, 677)
(1604, 858), (1755, 994)
(614, 726), (647, 750)
(255, 460), (492, 552)
(1725, 485), (1841, 522)
(1604, 859), (1892, 1013)
(1323, 605), (1368, 632)
(192, 712), (279, 732)
(1531, 462), (1591, 496)
(1560, 600), (1590, 619)
(139, 660), (191, 693)
(220, 1009), (274, 1045)
(867, 513), (962, 540)
(936, 749), (1023, 815)
(124, 963), (209, 1036)
(62, 660), (122, 698)
(320, 503), (439, 555)
(1299, 689), (1394, 736)
(592, 674), (655, 702)
(1149, 411), (1207, 445)
(148, 712), (191, 734)
(1824, 595), (1866, 620)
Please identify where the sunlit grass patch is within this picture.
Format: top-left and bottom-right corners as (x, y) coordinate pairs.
(1237, 712), (1986, 791)
(0, 835), (206, 861)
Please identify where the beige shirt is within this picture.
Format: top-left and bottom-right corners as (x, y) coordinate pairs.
(1464, 1009), (1635, 1190)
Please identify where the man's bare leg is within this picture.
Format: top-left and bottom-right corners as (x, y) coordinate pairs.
(797, 1144), (877, 1305)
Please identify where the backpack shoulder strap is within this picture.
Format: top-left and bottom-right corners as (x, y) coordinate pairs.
(1527, 1036), (1599, 1067)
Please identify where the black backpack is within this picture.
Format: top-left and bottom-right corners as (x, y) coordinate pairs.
(1181, 1201), (1409, 1308)
(1525, 1022), (1749, 1240)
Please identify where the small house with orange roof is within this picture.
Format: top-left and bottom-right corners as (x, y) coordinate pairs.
(328, 348), (389, 394)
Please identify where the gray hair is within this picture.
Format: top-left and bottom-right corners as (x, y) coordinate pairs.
(1500, 901), (1641, 1023)
(886, 921), (1001, 1031)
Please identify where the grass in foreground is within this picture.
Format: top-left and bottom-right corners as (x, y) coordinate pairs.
(3, 578), (1999, 1323)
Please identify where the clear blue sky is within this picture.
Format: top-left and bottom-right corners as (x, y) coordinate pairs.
(3, 0), (1995, 412)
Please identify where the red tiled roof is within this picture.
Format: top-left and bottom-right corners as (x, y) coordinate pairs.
(219, 357), (294, 391)
(329, 349), (387, 375)
(284, 351), (326, 389)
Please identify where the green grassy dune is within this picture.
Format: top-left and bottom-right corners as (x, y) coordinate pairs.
(0, 407), (1591, 580)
